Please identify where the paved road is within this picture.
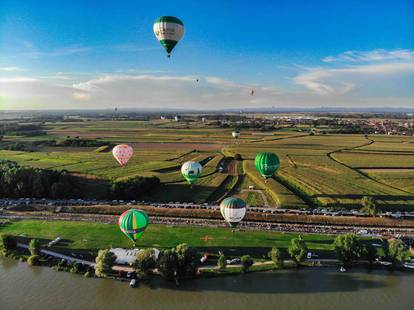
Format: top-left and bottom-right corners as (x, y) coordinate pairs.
(17, 243), (96, 266)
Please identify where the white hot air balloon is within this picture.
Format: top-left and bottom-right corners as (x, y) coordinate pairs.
(181, 161), (202, 184)
(153, 16), (184, 57)
(232, 131), (241, 139)
(112, 144), (133, 167)
(220, 197), (246, 228)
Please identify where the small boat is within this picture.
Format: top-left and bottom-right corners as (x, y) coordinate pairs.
(339, 267), (346, 272)
(129, 279), (137, 288)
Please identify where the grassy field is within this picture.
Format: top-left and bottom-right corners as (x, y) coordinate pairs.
(1, 120), (413, 210)
(0, 219), (337, 257)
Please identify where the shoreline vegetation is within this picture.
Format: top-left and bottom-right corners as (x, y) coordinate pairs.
(0, 219), (412, 286)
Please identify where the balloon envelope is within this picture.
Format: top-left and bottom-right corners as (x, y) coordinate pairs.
(181, 161), (202, 184)
(118, 209), (149, 243)
(112, 144), (133, 166)
(220, 197), (246, 228)
(153, 16), (184, 56)
(232, 131), (240, 139)
(255, 152), (280, 179)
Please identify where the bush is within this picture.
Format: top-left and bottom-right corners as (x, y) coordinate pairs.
(84, 270), (93, 278)
(29, 239), (41, 256)
(268, 247), (283, 269)
(135, 248), (156, 277)
(27, 255), (40, 266)
(241, 255), (253, 273)
(360, 196), (378, 216)
(0, 234), (17, 255)
(218, 254), (226, 270)
(95, 249), (117, 277)
(288, 235), (308, 267)
(70, 262), (80, 273)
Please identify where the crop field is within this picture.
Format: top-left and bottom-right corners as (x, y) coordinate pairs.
(1, 119), (413, 210)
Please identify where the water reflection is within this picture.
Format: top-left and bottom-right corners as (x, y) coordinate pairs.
(1, 257), (413, 310)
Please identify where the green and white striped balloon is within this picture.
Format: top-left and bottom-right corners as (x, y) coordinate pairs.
(220, 197), (246, 228)
(153, 16), (184, 57)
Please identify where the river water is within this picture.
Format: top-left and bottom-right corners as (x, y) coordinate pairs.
(1, 257), (413, 310)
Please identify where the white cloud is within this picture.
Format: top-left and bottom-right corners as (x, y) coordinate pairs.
(73, 92), (91, 100)
(24, 45), (92, 59)
(294, 62), (414, 95)
(0, 67), (24, 72)
(322, 49), (414, 63)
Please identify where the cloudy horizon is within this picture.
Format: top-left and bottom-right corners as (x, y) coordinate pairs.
(1, 1), (413, 110)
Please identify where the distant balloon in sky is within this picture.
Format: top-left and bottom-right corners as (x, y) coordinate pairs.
(181, 161), (202, 184)
(153, 16), (184, 58)
(255, 152), (280, 179)
(118, 209), (149, 244)
(220, 197), (246, 228)
(112, 144), (133, 167)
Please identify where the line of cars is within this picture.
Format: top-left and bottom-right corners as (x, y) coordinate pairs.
(1, 198), (413, 220)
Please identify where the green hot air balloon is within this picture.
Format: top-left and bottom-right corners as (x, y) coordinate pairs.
(220, 197), (246, 228)
(255, 152), (280, 179)
(118, 209), (149, 244)
(153, 16), (184, 57)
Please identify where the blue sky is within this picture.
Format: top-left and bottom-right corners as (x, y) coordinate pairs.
(0, 0), (413, 109)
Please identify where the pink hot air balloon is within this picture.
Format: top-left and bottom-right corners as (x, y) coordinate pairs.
(112, 144), (133, 167)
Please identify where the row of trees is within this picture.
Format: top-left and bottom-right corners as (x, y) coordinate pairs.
(265, 234), (411, 269)
(0, 160), (160, 200)
(0, 160), (77, 198)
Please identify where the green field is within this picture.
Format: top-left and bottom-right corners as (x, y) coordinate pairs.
(1, 120), (413, 210)
(0, 220), (336, 256)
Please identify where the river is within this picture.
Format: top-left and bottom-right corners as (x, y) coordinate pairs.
(1, 257), (413, 310)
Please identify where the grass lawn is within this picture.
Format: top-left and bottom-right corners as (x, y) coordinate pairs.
(1, 220), (336, 257)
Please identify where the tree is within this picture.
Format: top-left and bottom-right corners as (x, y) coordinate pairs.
(360, 196), (378, 216)
(268, 247), (284, 269)
(334, 234), (362, 267)
(241, 255), (253, 272)
(95, 249), (117, 277)
(363, 244), (378, 268)
(29, 239), (41, 256)
(175, 243), (198, 278)
(217, 254), (226, 270)
(158, 249), (178, 281)
(0, 234), (17, 255)
(386, 239), (410, 268)
(135, 248), (156, 278)
(288, 235), (308, 267)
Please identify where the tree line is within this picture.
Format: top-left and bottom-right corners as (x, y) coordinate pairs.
(0, 160), (160, 200)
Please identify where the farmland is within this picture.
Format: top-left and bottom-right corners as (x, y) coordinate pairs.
(1, 119), (413, 211)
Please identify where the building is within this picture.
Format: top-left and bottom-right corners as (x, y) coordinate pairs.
(110, 248), (160, 265)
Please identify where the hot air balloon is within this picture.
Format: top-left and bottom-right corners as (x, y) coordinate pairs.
(255, 152), (280, 179)
(220, 197), (246, 228)
(232, 131), (240, 139)
(112, 144), (133, 167)
(153, 16), (184, 57)
(118, 209), (149, 244)
(181, 161), (202, 184)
